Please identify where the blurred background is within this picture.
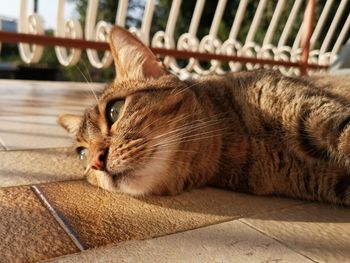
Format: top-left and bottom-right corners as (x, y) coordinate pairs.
(0, 0), (349, 82)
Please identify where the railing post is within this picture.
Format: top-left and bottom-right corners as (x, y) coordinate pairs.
(300, 0), (316, 76)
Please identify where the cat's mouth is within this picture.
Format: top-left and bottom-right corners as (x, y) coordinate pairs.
(105, 143), (160, 181)
(87, 142), (173, 195)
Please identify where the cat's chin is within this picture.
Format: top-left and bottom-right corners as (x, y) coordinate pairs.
(86, 169), (154, 196)
(86, 170), (119, 193)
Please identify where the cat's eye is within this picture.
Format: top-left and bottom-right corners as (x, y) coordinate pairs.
(106, 100), (125, 124)
(77, 147), (89, 168)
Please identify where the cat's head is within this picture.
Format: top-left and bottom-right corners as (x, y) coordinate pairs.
(58, 26), (220, 196)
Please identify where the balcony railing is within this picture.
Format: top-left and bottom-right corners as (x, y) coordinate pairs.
(0, 0), (349, 76)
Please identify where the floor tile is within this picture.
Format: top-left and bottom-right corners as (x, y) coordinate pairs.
(0, 186), (79, 262)
(241, 203), (350, 262)
(45, 220), (312, 263)
(0, 115), (74, 149)
(0, 80), (103, 117)
(0, 148), (84, 187)
(0, 79), (103, 150)
(35, 180), (301, 249)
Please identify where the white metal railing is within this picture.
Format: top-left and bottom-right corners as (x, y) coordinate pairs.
(1, 0), (350, 76)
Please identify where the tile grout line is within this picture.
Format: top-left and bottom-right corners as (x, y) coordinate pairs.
(239, 220), (318, 263)
(31, 185), (88, 251)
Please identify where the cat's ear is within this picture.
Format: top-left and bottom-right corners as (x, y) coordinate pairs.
(108, 26), (166, 81)
(58, 114), (82, 136)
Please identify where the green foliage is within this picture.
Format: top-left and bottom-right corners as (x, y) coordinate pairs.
(0, 43), (21, 63)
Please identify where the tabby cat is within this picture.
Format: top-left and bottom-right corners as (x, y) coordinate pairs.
(59, 26), (350, 206)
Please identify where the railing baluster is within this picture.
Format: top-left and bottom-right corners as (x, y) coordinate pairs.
(243, 0), (268, 70)
(18, 0), (44, 64)
(85, 0), (114, 68)
(152, 0), (182, 69)
(188, 0), (205, 37)
(276, 0), (303, 75)
(115, 0), (128, 27)
(177, 0), (205, 74)
(194, 0), (227, 75)
(140, 0), (155, 45)
(221, 0), (248, 72)
(245, 0), (267, 45)
(277, 0), (303, 48)
(128, 0), (155, 44)
(263, 0), (285, 46)
(319, 0), (348, 62)
(228, 0), (248, 41)
(0, 0), (348, 76)
(258, 0), (286, 69)
(310, 0), (334, 49)
(55, 0), (83, 66)
(331, 13), (350, 61)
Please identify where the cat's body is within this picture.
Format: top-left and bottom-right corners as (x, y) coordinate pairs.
(191, 70), (350, 205)
(59, 26), (350, 206)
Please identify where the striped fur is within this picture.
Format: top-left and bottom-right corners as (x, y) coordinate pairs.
(58, 26), (350, 205)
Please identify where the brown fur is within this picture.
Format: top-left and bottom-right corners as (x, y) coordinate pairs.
(58, 26), (350, 205)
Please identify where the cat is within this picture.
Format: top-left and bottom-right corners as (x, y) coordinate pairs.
(59, 26), (350, 206)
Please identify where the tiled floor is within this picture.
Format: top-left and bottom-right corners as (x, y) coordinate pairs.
(0, 80), (104, 150)
(242, 204), (350, 262)
(1, 79), (350, 263)
(34, 181), (301, 249)
(0, 186), (78, 262)
(0, 148), (83, 187)
(44, 221), (313, 263)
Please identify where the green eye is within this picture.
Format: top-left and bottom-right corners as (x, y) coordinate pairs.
(107, 100), (125, 124)
(78, 148), (89, 168)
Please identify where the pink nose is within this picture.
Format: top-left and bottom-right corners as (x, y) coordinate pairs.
(91, 150), (106, 171)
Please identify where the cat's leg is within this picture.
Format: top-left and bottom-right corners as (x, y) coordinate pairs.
(282, 157), (350, 206)
(253, 74), (350, 205)
(286, 90), (350, 169)
(294, 105), (350, 205)
(208, 70), (350, 204)
(246, 71), (350, 170)
(246, 138), (350, 206)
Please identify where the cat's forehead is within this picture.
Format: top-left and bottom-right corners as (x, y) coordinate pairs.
(99, 75), (184, 102)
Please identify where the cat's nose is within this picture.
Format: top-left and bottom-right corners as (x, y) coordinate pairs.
(91, 149), (107, 171)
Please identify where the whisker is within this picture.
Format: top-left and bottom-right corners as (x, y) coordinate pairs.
(145, 118), (230, 151)
(75, 65), (99, 104)
(138, 107), (229, 142)
(140, 114), (185, 136)
(81, 59), (94, 83)
(156, 112), (227, 133)
(141, 156), (187, 164)
(173, 81), (203, 96)
(140, 148), (197, 155)
(137, 107), (227, 139)
(83, 165), (92, 176)
(150, 131), (228, 148)
(139, 113), (197, 139)
(157, 135), (223, 145)
(173, 126), (230, 140)
(152, 115), (229, 141)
